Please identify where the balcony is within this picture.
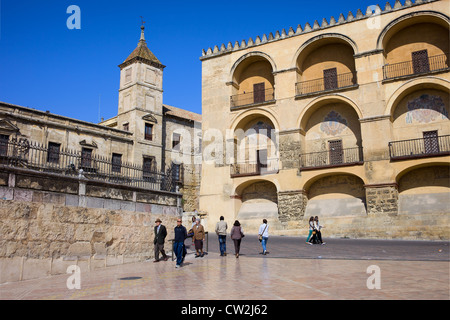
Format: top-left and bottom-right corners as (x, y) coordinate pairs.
(389, 135), (450, 161)
(295, 71), (357, 97)
(299, 147), (363, 171)
(382, 53), (449, 81)
(0, 138), (179, 192)
(230, 88), (275, 109)
(230, 158), (279, 178)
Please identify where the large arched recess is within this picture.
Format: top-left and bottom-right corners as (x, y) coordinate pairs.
(297, 94), (363, 133)
(384, 77), (450, 119)
(233, 179), (280, 223)
(376, 10), (450, 52)
(396, 163), (450, 215)
(303, 172), (367, 217)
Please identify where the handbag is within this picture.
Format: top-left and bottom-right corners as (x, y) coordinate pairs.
(258, 224), (268, 242)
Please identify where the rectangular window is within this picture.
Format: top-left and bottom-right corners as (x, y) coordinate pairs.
(323, 68), (338, 90)
(172, 132), (181, 150)
(125, 68), (132, 83)
(253, 82), (265, 104)
(123, 123), (129, 131)
(143, 156), (156, 174)
(47, 142), (61, 164)
(81, 147), (93, 169)
(111, 153), (122, 173)
(329, 140), (343, 165)
(145, 123), (153, 141)
(423, 130), (439, 154)
(412, 50), (430, 74)
(143, 156), (157, 183)
(171, 163), (182, 183)
(0, 134), (9, 157)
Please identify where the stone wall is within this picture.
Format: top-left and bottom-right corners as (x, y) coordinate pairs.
(366, 184), (399, 216)
(0, 168), (182, 284)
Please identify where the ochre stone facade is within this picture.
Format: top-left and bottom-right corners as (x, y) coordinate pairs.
(199, 0), (450, 239)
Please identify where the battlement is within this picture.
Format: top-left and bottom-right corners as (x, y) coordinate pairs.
(200, 0), (437, 60)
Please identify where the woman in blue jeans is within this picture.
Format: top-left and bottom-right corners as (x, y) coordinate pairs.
(258, 219), (269, 255)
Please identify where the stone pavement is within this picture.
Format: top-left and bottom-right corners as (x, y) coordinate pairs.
(0, 236), (448, 300)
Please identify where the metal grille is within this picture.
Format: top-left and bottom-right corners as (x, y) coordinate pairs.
(299, 146), (363, 170)
(295, 71), (357, 96)
(423, 131), (440, 154)
(389, 135), (450, 160)
(382, 53), (449, 80)
(329, 140), (343, 165)
(323, 68), (338, 91)
(412, 50), (430, 74)
(230, 87), (274, 108)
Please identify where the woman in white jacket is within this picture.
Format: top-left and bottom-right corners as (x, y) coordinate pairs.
(258, 219), (269, 255)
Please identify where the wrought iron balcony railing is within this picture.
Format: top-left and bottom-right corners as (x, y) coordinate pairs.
(388, 135), (450, 160)
(230, 88), (275, 108)
(299, 146), (363, 170)
(295, 71), (357, 96)
(0, 138), (179, 192)
(382, 53), (449, 80)
(230, 158), (279, 177)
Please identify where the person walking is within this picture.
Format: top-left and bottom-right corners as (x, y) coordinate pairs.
(230, 220), (244, 258)
(192, 218), (206, 257)
(258, 219), (269, 255)
(215, 216), (228, 256)
(153, 218), (168, 262)
(306, 216), (314, 245)
(314, 216), (326, 245)
(173, 218), (187, 268)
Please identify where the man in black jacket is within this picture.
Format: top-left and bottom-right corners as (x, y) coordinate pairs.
(153, 218), (168, 262)
(173, 218), (187, 268)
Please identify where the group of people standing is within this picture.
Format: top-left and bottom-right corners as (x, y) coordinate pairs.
(153, 215), (325, 268)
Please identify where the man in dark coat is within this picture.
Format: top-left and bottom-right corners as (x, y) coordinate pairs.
(153, 218), (168, 262)
(173, 218), (187, 268)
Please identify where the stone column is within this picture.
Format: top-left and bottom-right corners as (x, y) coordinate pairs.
(277, 190), (308, 227)
(365, 183), (399, 216)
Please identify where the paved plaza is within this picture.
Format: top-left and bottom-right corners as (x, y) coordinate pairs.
(0, 236), (448, 300)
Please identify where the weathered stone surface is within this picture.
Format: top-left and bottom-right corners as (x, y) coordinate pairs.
(277, 191), (307, 223)
(366, 185), (398, 216)
(0, 193), (178, 283)
(279, 136), (301, 170)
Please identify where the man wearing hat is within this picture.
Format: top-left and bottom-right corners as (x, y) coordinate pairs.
(153, 218), (168, 262)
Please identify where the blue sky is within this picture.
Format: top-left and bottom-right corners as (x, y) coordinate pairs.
(0, 0), (377, 123)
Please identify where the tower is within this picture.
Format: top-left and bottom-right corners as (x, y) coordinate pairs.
(116, 24), (166, 168)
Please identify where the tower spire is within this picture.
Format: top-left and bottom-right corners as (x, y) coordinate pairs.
(139, 16), (146, 43)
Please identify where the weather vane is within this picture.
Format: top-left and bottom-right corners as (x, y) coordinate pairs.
(140, 16), (146, 27)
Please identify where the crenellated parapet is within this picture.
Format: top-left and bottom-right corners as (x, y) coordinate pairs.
(200, 0), (435, 60)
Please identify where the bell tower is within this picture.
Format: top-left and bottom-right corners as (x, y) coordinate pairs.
(116, 23), (166, 167)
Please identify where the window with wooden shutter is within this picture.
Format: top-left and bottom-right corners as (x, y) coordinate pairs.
(111, 153), (122, 173)
(323, 68), (338, 90)
(253, 82), (265, 104)
(145, 123), (153, 141)
(412, 50), (430, 74)
(81, 147), (93, 169)
(47, 142), (61, 164)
